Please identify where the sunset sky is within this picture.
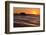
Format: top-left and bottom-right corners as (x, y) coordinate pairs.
(14, 8), (40, 15)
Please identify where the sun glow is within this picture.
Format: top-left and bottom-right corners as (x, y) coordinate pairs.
(32, 11), (37, 14)
(31, 9), (40, 15)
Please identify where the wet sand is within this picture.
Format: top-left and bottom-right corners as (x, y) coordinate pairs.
(14, 14), (40, 27)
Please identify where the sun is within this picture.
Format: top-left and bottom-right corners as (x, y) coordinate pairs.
(31, 9), (40, 15)
(32, 11), (37, 14)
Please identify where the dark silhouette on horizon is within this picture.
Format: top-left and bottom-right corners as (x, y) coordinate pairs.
(14, 13), (26, 15)
(19, 13), (26, 15)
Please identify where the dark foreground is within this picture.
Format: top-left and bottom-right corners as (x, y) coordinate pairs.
(14, 14), (40, 27)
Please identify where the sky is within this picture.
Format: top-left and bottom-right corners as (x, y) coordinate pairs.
(14, 8), (40, 15)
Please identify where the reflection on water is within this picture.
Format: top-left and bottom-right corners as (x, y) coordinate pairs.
(14, 14), (40, 27)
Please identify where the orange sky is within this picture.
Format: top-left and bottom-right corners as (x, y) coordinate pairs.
(14, 8), (40, 15)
